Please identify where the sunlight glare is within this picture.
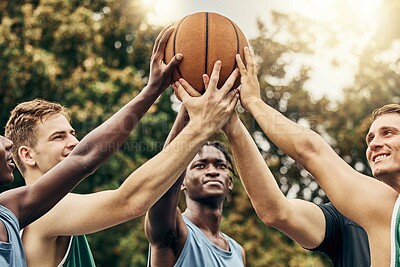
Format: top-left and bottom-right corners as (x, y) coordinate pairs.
(335, 0), (383, 31)
(139, 0), (179, 26)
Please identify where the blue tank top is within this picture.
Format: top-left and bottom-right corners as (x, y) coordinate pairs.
(0, 205), (27, 266)
(148, 215), (244, 267)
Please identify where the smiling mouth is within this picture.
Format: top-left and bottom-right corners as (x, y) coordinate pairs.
(373, 154), (389, 163)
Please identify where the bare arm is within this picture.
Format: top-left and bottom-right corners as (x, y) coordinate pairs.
(144, 106), (188, 258)
(223, 112), (326, 249)
(0, 26), (183, 229)
(144, 61), (239, 265)
(235, 47), (397, 233)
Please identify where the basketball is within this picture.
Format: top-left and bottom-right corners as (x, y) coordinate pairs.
(164, 12), (249, 97)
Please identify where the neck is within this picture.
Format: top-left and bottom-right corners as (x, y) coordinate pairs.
(183, 200), (224, 235)
(24, 168), (45, 185)
(380, 174), (400, 194)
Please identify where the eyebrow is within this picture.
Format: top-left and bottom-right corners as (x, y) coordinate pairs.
(48, 129), (75, 139)
(366, 126), (399, 143)
(379, 126), (399, 133)
(192, 158), (227, 164)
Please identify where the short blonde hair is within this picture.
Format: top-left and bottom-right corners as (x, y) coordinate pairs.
(5, 99), (70, 174)
(372, 104), (400, 121)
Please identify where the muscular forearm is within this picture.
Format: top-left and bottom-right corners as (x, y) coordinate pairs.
(225, 119), (288, 224)
(124, 122), (209, 224)
(225, 114), (328, 249)
(73, 85), (164, 170)
(145, 106), (189, 239)
(246, 99), (321, 167)
(19, 86), (163, 227)
(244, 99), (393, 231)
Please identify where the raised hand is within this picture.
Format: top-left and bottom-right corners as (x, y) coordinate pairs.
(235, 47), (261, 110)
(147, 25), (183, 93)
(174, 60), (239, 137)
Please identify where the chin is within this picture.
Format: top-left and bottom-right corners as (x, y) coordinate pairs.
(373, 168), (384, 177)
(373, 168), (394, 181)
(2, 175), (14, 185)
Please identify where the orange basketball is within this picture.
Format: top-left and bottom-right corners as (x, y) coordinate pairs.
(164, 12), (249, 97)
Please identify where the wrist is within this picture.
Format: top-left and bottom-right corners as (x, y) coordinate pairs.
(185, 120), (214, 140)
(245, 98), (264, 114)
(223, 120), (240, 137)
(141, 84), (164, 99)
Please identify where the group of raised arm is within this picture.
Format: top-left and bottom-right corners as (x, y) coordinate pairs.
(0, 24), (397, 267)
(0, 26), (237, 267)
(146, 45), (398, 267)
(233, 47), (399, 266)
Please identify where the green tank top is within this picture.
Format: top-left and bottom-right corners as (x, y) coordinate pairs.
(60, 235), (96, 267)
(391, 195), (400, 267)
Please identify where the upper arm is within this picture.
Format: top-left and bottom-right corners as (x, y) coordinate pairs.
(0, 186), (31, 227)
(145, 206), (188, 265)
(14, 155), (94, 228)
(145, 175), (186, 246)
(302, 140), (397, 229)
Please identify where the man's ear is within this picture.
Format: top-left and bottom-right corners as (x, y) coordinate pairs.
(18, 146), (36, 167)
(228, 176), (234, 192)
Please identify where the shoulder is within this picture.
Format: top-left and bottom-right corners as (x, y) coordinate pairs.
(22, 193), (78, 238)
(318, 202), (344, 220)
(0, 187), (29, 221)
(0, 206), (19, 242)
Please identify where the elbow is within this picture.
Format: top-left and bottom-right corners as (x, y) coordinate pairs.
(129, 204), (148, 219)
(70, 155), (98, 178)
(68, 145), (107, 177)
(292, 129), (325, 166)
(253, 203), (289, 228)
(123, 197), (150, 220)
(258, 211), (288, 229)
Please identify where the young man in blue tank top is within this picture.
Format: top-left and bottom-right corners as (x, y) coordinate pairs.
(145, 69), (246, 267)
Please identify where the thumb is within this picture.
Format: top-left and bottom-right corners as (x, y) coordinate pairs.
(166, 53), (183, 69)
(173, 81), (191, 102)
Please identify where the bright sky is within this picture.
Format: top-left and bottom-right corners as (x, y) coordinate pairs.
(140, 0), (382, 101)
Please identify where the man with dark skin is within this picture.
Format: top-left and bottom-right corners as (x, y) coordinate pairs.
(145, 68), (245, 267)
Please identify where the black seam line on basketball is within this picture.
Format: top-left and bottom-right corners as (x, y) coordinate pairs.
(175, 17), (187, 79)
(205, 12), (209, 77)
(229, 19), (240, 73)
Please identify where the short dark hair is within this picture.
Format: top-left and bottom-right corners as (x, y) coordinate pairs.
(180, 140), (237, 181)
(203, 141), (236, 179)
